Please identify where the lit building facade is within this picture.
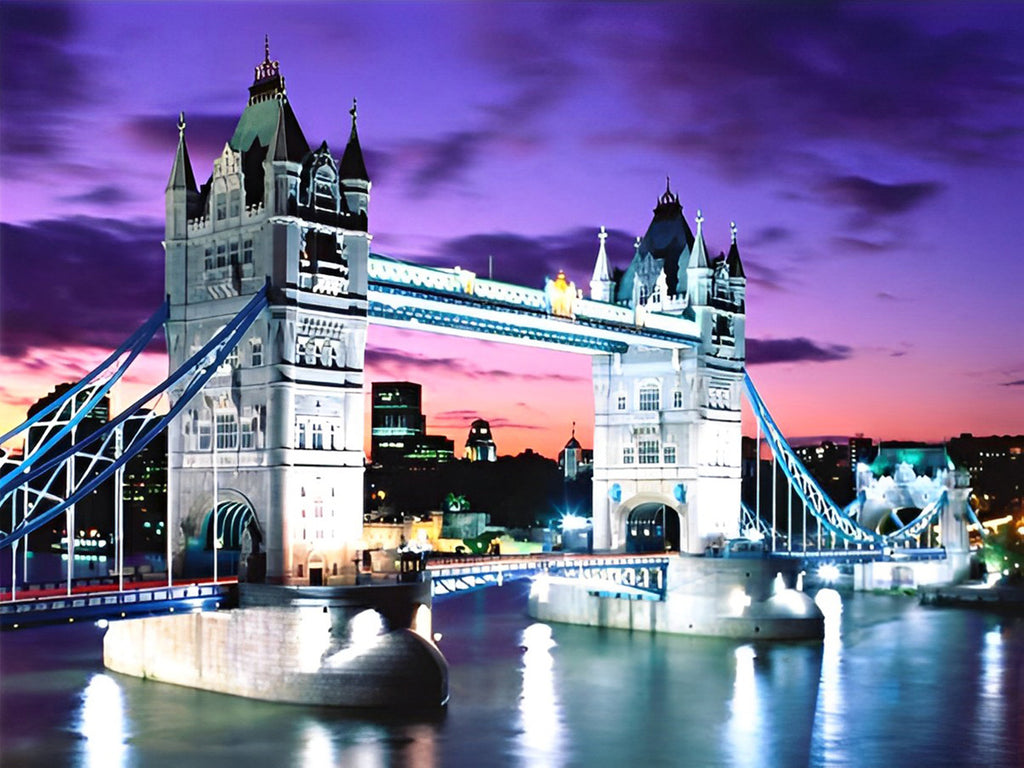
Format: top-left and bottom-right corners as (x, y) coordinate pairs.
(165, 44), (370, 584)
(371, 381), (454, 466)
(590, 185), (746, 553)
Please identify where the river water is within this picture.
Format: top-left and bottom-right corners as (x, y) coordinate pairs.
(1, 583), (1021, 767)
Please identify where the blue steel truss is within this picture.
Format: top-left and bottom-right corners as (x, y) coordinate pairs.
(742, 372), (948, 547)
(0, 302), (168, 488)
(0, 287), (268, 549)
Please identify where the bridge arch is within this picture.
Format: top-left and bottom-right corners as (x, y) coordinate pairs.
(611, 493), (686, 553)
(202, 490), (257, 551)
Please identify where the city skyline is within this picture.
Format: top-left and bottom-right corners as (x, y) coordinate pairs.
(2, 2), (1024, 459)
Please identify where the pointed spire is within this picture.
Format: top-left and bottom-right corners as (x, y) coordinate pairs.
(166, 111), (197, 192)
(591, 225), (611, 282)
(248, 35), (285, 105)
(687, 208), (709, 269)
(340, 97), (369, 181)
(727, 220), (745, 279)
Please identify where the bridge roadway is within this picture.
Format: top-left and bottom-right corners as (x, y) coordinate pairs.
(1, 552), (672, 629)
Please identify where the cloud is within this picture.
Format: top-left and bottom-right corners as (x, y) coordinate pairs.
(0, 217), (165, 357)
(1001, 379), (1024, 387)
(0, 3), (85, 173)
(877, 292), (900, 301)
(402, 130), (495, 195)
(125, 113), (243, 166)
(433, 411), (544, 431)
(60, 185), (135, 205)
(365, 345), (585, 384)
(596, 5), (1024, 177)
(746, 337), (852, 365)
(820, 175), (943, 218)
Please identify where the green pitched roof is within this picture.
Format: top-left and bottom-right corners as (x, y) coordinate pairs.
(229, 98), (308, 163)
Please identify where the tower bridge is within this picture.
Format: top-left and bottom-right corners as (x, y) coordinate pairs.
(0, 47), (977, 680)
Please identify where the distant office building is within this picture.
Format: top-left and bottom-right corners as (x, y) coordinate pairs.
(122, 413), (168, 553)
(558, 424), (592, 480)
(24, 384), (115, 552)
(370, 382), (454, 466)
(849, 435), (875, 473)
(464, 419), (497, 462)
(947, 433), (1023, 519)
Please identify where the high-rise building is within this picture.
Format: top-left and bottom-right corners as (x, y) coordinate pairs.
(370, 382), (454, 466)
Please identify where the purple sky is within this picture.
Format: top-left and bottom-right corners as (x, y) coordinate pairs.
(2, 2), (1023, 458)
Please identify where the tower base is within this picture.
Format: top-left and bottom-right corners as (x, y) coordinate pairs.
(529, 555), (824, 640)
(103, 582), (448, 709)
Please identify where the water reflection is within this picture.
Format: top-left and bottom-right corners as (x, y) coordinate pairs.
(79, 673), (129, 768)
(518, 622), (565, 768)
(812, 588), (846, 766)
(972, 626), (1004, 758)
(727, 644), (761, 768)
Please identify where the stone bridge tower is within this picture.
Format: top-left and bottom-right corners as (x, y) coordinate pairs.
(164, 43), (370, 584)
(590, 185), (746, 553)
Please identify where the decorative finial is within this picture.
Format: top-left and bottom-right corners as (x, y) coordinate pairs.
(666, 175), (671, 194)
(634, 236), (642, 251)
(350, 97), (358, 123)
(177, 111), (186, 137)
(264, 34), (271, 62)
(730, 221), (737, 244)
(572, 421), (576, 438)
(598, 225), (607, 243)
(696, 208), (704, 227)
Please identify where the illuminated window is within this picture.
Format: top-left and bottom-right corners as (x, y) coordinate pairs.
(664, 445), (677, 464)
(623, 446), (635, 465)
(617, 394), (627, 411)
(250, 338), (263, 367)
(320, 342), (334, 367)
(673, 390), (683, 409)
(216, 412), (238, 450)
(639, 384), (660, 411)
(639, 440), (660, 464)
(303, 339), (317, 366)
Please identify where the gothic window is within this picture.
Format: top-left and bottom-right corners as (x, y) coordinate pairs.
(617, 394), (627, 411)
(639, 384), (660, 412)
(216, 412), (238, 450)
(215, 193), (227, 221)
(639, 440), (660, 464)
(242, 238), (254, 265)
(240, 419), (254, 450)
(250, 338), (263, 367)
(312, 423), (324, 450)
(623, 446), (635, 465)
(225, 347), (238, 368)
(297, 422), (307, 449)
(331, 424), (340, 450)
(320, 342), (334, 367)
(198, 421), (212, 451)
(303, 338), (317, 366)
(672, 390), (683, 409)
(638, 283), (649, 303)
(229, 190), (240, 217)
(664, 445), (677, 464)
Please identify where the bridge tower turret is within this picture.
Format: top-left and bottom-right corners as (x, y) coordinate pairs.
(591, 186), (745, 554)
(164, 42), (369, 585)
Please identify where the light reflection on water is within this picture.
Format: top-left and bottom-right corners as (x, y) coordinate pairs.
(2, 584), (1021, 767)
(78, 673), (128, 768)
(518, 622), (565, 768)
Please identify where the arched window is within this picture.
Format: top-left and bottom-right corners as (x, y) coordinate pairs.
(639, 383), (660, 411)
(303, 338), (317, 366)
